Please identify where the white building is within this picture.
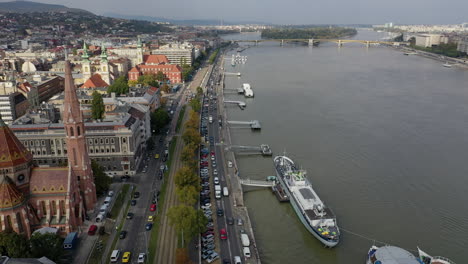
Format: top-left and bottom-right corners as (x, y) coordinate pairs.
(152, 42), (194, 65)
(457, 37), (468, 53)
(415, 34), (448, 47)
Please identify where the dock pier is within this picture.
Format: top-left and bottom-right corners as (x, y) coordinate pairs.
(228, 144), (272, 156)
(227, 120), (261, 130)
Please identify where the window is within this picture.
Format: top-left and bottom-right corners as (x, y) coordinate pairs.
(41, 140), (45, 146)
(105, 138), (109, 144)
(77, 126), (81, 136)
(70, 127), (74, 136)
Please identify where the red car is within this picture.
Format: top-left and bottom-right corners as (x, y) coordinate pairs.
(88, 225), (97, 235)
(220, 228), (227, 240)
(150, 204), (157, 211)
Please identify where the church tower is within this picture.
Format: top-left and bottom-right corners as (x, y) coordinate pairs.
(81, 42), (92, 82)
(136, 37), (144, 65)
(99, 44), (111, 85)
(63, 60), (97, 211)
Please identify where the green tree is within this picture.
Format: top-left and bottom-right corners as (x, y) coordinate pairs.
(176, 185), (199, 205)
(167, 205), (208, 246)
(189, 99), (201, 113)
(128, 80), (138, 87)
(91, 160), (112, 195)
(91, 91), (104, 120)
(137, 74), (159, 87)
(30, 232), (64, 261)
(151, 108), (170, 134)
(181, 143), (197, 168)
(155, 71), (166, 81)
(174, 166), (199, 188)
(0, 231), (30, 258)
(107, 76), (129, 95)
(72, 48), (78, 56)
(146, 137), (155, 151)
(182, 128), (201, 146)
(161, 83), (170, 93)
(196, 87), (203, 97)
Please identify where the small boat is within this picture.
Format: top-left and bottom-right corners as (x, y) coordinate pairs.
(366, 245), (420, 264)
(404, 52), (417, 55)
(443, 63), (452, 68)
(418, 247), (456, 264)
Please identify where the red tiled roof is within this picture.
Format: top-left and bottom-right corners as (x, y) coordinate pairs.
(146, 86), (159, 95)
(0, 118), (32, 168)
(129, 67), (140, 73)
(82, 73), (109, 88)
(144, 54), (169, 65)
(30, 167), (70, 194)
(0, 176), (25, 209)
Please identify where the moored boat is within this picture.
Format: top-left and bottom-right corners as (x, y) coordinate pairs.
(273, 155), (340, 247)
(418, 247), (456, 264)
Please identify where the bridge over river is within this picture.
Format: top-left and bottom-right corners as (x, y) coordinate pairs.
(231, 38), (409, 47)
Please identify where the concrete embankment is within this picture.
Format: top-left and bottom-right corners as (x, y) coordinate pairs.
(217, 54), (262, 264)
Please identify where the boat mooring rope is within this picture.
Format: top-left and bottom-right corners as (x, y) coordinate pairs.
(340, 227), (419, 254)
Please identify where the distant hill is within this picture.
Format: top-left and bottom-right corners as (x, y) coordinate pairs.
(104, 12), (268, 26)
(0, 1), (92, 14)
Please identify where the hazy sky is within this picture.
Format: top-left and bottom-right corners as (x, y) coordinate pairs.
(6, 0), (468, 24)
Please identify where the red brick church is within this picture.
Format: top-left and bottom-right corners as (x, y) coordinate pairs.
(0, 61), (96, 237)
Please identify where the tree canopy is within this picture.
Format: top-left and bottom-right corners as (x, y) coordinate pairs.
(107, 76), (129, 95)
(261, 27), (357, 39)
(175, 185), (199, 205)
(137, 74), (159, 87)
(167, 205), (207, 246)
(30, 232), (64, 261)
(151, 108), (170, 134)
(91, 91), (104, 120)
(0, 231), (30, 258)
(91, 160), (112, 195)
(174, 166), (199, 188)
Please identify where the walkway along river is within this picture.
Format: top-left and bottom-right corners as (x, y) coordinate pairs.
(221, 30), (468, 264)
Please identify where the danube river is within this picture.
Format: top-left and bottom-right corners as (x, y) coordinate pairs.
(222, 30), (468, 263)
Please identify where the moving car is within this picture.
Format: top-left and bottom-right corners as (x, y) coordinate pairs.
(145, 223), (153, 231)
(150, 204), (157, 211)
(220, 228), (227, 240)
(122, 252), (131, 263)
(137, 253), (146, 264)
(87, 225), (97, 235)
(119, 230), (127, 239)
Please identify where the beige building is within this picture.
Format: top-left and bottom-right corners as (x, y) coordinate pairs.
(457, 37), (468, 53)
(415, 34), (449, 47)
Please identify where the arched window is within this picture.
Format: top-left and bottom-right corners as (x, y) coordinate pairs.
(77, 126), (81, 136)
(70, 127), (74, 137)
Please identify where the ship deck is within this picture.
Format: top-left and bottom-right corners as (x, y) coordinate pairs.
(304, 208), (336, 220)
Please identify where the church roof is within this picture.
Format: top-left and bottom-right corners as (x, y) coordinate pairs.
(30, 167), (70, 194)
(82, 73), (109, 88)
(0, 116), (32, 168)
(0, 175), (25, 209)
(144, 54), (169, 65)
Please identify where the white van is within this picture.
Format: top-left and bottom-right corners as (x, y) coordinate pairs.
(99, 204), (108, 213)
(234, 256), (242, 264)
(240, 233), (250, 247)
(110, 249), (121, 263)
(223, 187), (229, 197)
(104, 196), (112, 204)
(95, 213), (105, 223)
(243, 247), (251, 258)
(209, 116), (213, 123)
(215, 191), (221, 199)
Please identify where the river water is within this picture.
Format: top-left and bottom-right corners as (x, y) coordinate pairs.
(221, 30), (468, 264)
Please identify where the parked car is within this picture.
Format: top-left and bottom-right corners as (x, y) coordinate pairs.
(131, 200), (137, 206)
(237, 218), (243, 226)
(214, 177), (219, 185)
(126, 212), (134, 219)
(88, 225), (97, 235)
(122, 252), (131, 263)
(133, 192), (140, 199)
(145, 223), (153, 231)
(119, 230), (127, 239)
(150, 204), (157, 211)
(137, 253), (146, 264)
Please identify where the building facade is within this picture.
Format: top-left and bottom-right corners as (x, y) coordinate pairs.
(415, 34), (449, 47)
(0, 60), (96, 238)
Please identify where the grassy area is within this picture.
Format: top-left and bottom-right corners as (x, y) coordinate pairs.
(176, 106), (186, 133)
(104, 184), (134, 264)
(110, 184), (130, 217)
(87, 233), (110, 264)
(147, 137), (177, 262)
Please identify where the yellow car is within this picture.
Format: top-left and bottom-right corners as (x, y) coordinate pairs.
(154, 154), (160, 159)
(122, 252), (131, 263)
(148, 215), (154, 222)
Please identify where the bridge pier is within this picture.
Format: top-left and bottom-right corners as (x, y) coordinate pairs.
(280, 39), (284, 46)
(366, 41), (370, 48)
(255, 40), (258, 46)
(308, 39), (314, 47)
(338, 40), (343, 47)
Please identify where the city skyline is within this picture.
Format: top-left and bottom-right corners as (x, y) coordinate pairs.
(1, 0), (468, 25)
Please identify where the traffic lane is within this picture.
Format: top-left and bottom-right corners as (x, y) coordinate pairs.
(116, 136), (165, 262)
